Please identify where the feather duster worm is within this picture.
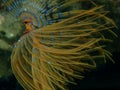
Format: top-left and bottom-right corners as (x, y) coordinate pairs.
(9, 0), (116, 90)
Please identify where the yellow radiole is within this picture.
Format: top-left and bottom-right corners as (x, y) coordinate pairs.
(2, 0), (116, 90)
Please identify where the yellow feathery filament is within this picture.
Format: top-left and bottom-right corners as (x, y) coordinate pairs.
(11, 2), (116, 90)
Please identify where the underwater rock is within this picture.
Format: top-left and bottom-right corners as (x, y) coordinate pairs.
(0, 49), (12, 78)
(0, 13), (24, 50)
(0, 15), (4, 25)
